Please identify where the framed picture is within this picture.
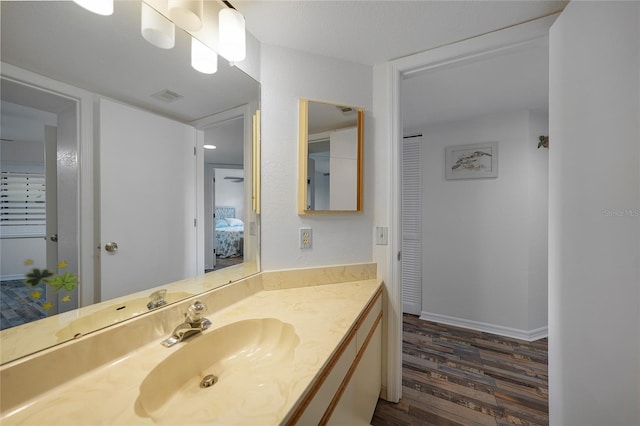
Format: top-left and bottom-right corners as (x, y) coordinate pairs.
(445, 142), (498, 180)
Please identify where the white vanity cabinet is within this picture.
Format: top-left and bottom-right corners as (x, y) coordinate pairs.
(288, 289), (383, 425)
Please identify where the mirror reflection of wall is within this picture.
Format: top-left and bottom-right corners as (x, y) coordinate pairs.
(300, 99), (364, 214)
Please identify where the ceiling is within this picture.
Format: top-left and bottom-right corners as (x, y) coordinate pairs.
(234, 0), (563, 130)
(1, 1), (566, 144)
(402, 38), (550, 130)
(234, 1), (566, 66)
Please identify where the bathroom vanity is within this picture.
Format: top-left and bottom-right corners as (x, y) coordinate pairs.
(0, 263), (382, 425)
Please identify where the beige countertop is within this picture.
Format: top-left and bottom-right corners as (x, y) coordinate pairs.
(0, 261), (259, 365)
(1, 272), (382, 425)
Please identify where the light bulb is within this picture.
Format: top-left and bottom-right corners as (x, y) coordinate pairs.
(141, 2), (175, 49)
(191, 37), (217, 74)
(72, 0), (113, 16)
(219, 8), (246, 62)
(168, 0), (203, 31)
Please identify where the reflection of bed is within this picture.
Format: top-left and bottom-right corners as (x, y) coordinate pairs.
(215, 206), (244, 258)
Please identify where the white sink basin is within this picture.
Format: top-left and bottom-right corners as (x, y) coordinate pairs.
(55, 291), (192, 341)
(135, 318), (299, 425)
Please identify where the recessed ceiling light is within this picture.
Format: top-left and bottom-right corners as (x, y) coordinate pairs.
(204, 144), (217, 150)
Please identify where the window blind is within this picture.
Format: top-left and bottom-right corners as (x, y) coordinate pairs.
(0, 171), (46, 236)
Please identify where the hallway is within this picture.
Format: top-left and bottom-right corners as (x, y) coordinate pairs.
(372, 314), (548, 425)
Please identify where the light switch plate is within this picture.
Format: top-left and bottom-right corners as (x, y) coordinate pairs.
(376, 226), (388, 245)
(300, 228), (312, 249)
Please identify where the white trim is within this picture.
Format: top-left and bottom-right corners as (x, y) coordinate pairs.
(1, 274), (26, 281)
(420, 311), (548, 342)
(383, 14), (558, 403)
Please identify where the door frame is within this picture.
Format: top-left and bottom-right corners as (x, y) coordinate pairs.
(379, 14), (559, 403)
(191, 103), (258, 274)
(1, 63), (95, 307)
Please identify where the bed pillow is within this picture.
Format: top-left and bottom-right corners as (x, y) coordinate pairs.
(224, 218), (244, 227)
(215, 218), (229, 228)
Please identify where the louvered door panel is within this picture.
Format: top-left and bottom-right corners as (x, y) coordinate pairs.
(402, 136), (422, 315)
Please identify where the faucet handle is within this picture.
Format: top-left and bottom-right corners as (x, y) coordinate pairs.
(187, 301), (207, 323)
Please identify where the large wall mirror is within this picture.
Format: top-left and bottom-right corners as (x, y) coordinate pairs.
(0, 1), (260, 364)
(298, 99), (364, 214)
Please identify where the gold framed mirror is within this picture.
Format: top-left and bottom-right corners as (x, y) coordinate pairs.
(298, 99), (364, 214)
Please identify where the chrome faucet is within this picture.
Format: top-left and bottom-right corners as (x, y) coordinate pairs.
(147, 289), (167, 310)
(161, 301), (212, 347)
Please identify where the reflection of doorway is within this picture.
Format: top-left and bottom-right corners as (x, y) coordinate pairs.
(198, 111), (246, 272)
(0, 78), (78, 329)
(213, 168), (244, 270)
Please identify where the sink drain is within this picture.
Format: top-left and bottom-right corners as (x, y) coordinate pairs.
(200, 374), (218, 388)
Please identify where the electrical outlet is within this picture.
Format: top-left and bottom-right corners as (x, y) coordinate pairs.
(300, 227), (312, 249)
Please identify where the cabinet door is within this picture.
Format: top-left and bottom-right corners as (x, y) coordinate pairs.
(328, 321), (382, 425)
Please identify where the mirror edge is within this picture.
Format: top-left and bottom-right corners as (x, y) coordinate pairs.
(356, 108), (364, 212)
(298, 99), (310, 215)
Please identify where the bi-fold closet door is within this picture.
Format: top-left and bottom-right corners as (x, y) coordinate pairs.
(401, 135), (422, 315)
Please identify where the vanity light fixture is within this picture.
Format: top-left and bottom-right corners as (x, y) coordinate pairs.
(168, 0), (203, 31)
(219, 6), (246, 62)
(141, 2), (175, 49)
(134, 0), (247, 75)
(203, 144), (217, 150)
(191, 36), (218, 74)
(72, 0), (113, 16)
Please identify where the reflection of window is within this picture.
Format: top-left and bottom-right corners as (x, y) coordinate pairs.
(0, 171), (46, 237)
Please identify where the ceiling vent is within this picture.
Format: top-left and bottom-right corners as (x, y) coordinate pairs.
(151, 89), (183, 103)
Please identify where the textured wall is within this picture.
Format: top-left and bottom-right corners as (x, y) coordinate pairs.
(259, 44), (373, 271)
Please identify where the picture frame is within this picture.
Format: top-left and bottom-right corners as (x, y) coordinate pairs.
(445, 141), (498, 180)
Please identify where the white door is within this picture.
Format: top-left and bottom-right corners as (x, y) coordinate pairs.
(548, 2), (640, 425)
(401, 135), (422, 315)
(98, 99), (197, 301)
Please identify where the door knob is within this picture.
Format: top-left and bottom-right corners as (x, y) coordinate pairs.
(104, 242), (119, 253)
(50, 234), (58, 242)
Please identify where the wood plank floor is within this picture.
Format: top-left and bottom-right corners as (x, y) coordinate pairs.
(371, 314), (548, 426)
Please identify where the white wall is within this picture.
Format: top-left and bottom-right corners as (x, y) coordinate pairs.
(526, 110), (548, 330)
(214, 168), (244, 220)
(549, 2), (639, 425)
(259, 44), (373, 270)
(330, 127), (358, 210)
(419, 110), (548, 336)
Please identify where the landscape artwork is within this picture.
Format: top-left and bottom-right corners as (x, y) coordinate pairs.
(445, 142), (498, 180)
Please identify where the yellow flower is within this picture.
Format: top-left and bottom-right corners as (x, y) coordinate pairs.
(42, 302), (53, 311)
(61, 295), (72, 303)
(24, 259), (34, 266)
(30, 290), (42, 299)
(57, 260), (68, 269)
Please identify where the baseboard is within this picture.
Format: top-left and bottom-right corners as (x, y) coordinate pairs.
(1, 274), (26, 281)
(419, 311), (548, 342)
